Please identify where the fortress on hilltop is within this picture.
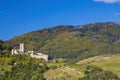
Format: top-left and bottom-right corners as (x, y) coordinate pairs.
(11, 43), (48, 61)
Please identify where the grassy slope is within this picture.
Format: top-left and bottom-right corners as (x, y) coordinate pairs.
(44, 54), (120, 80)
(76, 54), (120, 77)
(44, 67), (83, 80)
(44, 61), (86, 80)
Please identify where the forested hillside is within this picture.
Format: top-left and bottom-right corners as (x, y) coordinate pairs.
(0, 40), (12, 57)
(7, 22), (120, 62)
(1, 22), (120, 80)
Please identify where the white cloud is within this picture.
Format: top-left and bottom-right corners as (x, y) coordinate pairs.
(94, 0), (120, 3)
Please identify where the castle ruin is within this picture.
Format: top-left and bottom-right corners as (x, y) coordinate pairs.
(12, 43), (24, 55)
(11, 43), (48, 61)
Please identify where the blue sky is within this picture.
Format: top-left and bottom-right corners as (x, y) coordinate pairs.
(0, 0), (120, 40)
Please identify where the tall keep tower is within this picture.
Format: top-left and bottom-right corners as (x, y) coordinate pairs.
(20, 43), (24, 53)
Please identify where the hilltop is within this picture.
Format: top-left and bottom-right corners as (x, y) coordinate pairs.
(7, 22), (120, 62)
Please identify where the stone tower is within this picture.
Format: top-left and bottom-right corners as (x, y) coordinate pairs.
(20, 43), (24, 53)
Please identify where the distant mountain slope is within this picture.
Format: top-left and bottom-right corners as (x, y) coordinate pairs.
(8, 26), (74, 51)
(7, 22), (120, 62)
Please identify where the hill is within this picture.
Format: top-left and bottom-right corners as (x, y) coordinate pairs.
(0, 53), (119, 80)
(0, 40), (12, 57)
(76, 54), (120, 77)
(43, 54), (120, 80)
(7, 22), (120, 62)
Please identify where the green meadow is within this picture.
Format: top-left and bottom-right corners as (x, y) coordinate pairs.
(77, 54), (120, 77)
